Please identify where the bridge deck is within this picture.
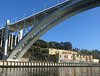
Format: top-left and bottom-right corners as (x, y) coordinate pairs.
(0, 0), (71, 34)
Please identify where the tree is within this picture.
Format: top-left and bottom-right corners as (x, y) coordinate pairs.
(63, 42), (72, 50)
(55, 43), (62, 49)
(49, 42), (56, 48)
(44, 42), (50, 48)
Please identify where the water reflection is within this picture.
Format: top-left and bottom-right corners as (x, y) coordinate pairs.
(0, 67), (100, 76)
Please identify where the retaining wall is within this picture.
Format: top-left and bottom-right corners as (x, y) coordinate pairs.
(0, 61), (100, 67)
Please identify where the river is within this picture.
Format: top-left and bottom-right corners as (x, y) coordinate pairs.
(0, 67), (100, 76)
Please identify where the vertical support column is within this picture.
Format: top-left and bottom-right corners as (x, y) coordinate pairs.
(44, 3), (46, 18)
(18, 25), (20, 42)
(44, 6), (46, 28)
(45, 11), (46, 18)
(20, 30), (23, 40)
(32, 9), (35, 28)
(26, 23), (28, 33)
(32, 16), (35, 37)
(44, 10), (46, 28)
(18, 29), (23, 42)
(3, 20), (10, 60)
(37, 19), (38, 24)
(11, 33), (13, 49)
(8, 34), (11, 46)
(23, 20), (26, 36)
(33, 16), (35, 27)
(1, 29), (3, 47)
(15, 24), (17, 46)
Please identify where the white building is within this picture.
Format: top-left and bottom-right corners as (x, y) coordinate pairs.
(93, 59), (99, 63)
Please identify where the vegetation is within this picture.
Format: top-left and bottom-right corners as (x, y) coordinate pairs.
(24, 39), (100, 62)
(73, 48), (100, 61)
(23, 39), (72, 62)
(0, 39), (100, 62)
(33, 39), (72, 50)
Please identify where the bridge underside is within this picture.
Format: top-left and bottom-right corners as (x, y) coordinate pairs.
(0, 0), (100, 61)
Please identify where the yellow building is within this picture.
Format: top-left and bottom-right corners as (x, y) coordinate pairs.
(49, 48), (95, 63)
(90, 55), (93, 61)
(73, 54), (77, 60)
(49, 48), (77, 55)
(49, 48), (65, 55)
(80, 55), (82, 60)
(49, 48), (78, 59)
(83, 55), (87, 61)
(73, 54), (80, 61)
(78, 55), (80, 60)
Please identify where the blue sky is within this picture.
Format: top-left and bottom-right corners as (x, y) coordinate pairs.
(0, 0), (100, 50)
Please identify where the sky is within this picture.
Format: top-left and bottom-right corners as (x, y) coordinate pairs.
(0, 0), (100, 50)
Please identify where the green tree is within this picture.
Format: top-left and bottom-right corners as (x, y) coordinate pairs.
(63, 42), (72, 50)
(49, 42), (56, 48)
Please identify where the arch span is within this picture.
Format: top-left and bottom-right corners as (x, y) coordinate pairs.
(5, 0), (100, 61)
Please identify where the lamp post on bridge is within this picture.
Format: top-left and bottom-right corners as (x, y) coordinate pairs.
(33, 9), (35, 15)
(57, 0), (59, 4)
(15, 17), (17, 22)
(23, 13), (26, 19)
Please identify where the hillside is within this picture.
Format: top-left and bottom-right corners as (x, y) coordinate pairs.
(0, 39), (100, 62)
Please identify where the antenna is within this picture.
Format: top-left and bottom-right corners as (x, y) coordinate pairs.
(44, 3), (46, 10)
(57, 0), (59, 4)
(15, 17), (17, 22)
(33, 9), (35, 15)
(11, 19), (13, 24)
(23, 13), (26, 18)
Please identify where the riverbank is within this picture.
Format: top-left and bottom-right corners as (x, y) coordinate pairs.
(0, 61), (100, 67)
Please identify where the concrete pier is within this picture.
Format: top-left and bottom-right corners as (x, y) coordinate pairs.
(0, 61), (100, 67)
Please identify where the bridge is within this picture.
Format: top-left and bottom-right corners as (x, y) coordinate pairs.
(0, 0), (100, 61)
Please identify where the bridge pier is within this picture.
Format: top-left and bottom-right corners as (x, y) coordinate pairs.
(18, 25), (20, 42)
(33, 16), (35, 28)
(11, 33), (13, 49)
(23, 20), (26, 36)
(15, 24), (17, 46)
(26, 23), (28, 33)
(8, 34), (11, 46)
(3, 20), (10, 60)
(18, 25), (23, 42)
(0, 29), (3, 47)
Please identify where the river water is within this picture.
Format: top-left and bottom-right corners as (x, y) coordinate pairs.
(0, 67), (100, 76)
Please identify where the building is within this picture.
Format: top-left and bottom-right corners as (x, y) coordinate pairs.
(49, 48), (77, 55)
(49, 48), (99, 63)
(59, 52), (73, 62)
(73, 54), (80, 61)
(90, 55), (93, 61)
(93, 59), (99, 63)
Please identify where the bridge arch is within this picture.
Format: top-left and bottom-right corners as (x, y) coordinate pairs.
(1, 0), (100, 61)
(41, 6), (100, 50)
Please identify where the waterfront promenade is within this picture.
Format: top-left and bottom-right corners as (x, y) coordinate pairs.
(0, 61), (100, 67)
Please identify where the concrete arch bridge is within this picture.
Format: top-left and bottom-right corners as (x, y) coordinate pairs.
(0, 0), (100, 61)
